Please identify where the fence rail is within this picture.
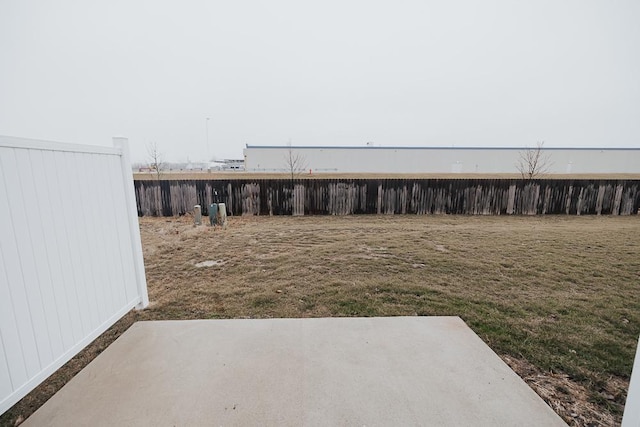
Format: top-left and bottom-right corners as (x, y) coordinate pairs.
(134, 178), (640, 217)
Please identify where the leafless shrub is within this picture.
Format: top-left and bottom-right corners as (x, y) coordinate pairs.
(284, 144), (307, 182)
(147, 142), (164, 181)
(517, 141), (552, 180)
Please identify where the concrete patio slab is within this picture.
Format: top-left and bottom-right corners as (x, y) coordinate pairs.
(24, 317), (566, 426)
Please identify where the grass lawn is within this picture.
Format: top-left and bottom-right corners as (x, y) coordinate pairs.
(3, 214), (639, 426)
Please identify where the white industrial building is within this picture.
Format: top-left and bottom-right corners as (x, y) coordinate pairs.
(243, 145), (640, 174)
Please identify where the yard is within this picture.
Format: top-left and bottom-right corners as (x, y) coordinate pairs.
(3, 214), (639, 426)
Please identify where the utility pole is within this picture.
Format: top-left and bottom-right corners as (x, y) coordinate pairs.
(205, 117), (210, 165)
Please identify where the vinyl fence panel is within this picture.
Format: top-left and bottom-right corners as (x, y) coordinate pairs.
(0, 136), (148, 415)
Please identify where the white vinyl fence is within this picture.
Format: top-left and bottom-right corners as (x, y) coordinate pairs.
(0, 136), (148, 414)
(623, 339), (640, 426)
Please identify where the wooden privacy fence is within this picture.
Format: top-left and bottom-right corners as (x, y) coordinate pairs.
(0, 136), (148, 414)
(134, 178), (640, 217)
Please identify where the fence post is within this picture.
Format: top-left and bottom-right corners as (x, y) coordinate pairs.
(113, 137), (149, 309)
(622, 336), (640, 426)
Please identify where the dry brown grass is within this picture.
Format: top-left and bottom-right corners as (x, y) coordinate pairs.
(3, 214), (639, 426)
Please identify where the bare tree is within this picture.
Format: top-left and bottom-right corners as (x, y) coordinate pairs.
(517, 141), (552, 180)
(146, 142), (164, 181)
(284, 144), (307, 181)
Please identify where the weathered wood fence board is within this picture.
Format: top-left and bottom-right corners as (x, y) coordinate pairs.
(134, 179), (640, 217)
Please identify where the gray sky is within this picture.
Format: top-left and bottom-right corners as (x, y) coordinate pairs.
(1, 1), (638, 163)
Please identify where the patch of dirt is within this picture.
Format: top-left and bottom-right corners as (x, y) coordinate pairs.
(194, 260), (225, 268)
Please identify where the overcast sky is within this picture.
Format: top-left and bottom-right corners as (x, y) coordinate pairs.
(1, 1), (638, 163)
